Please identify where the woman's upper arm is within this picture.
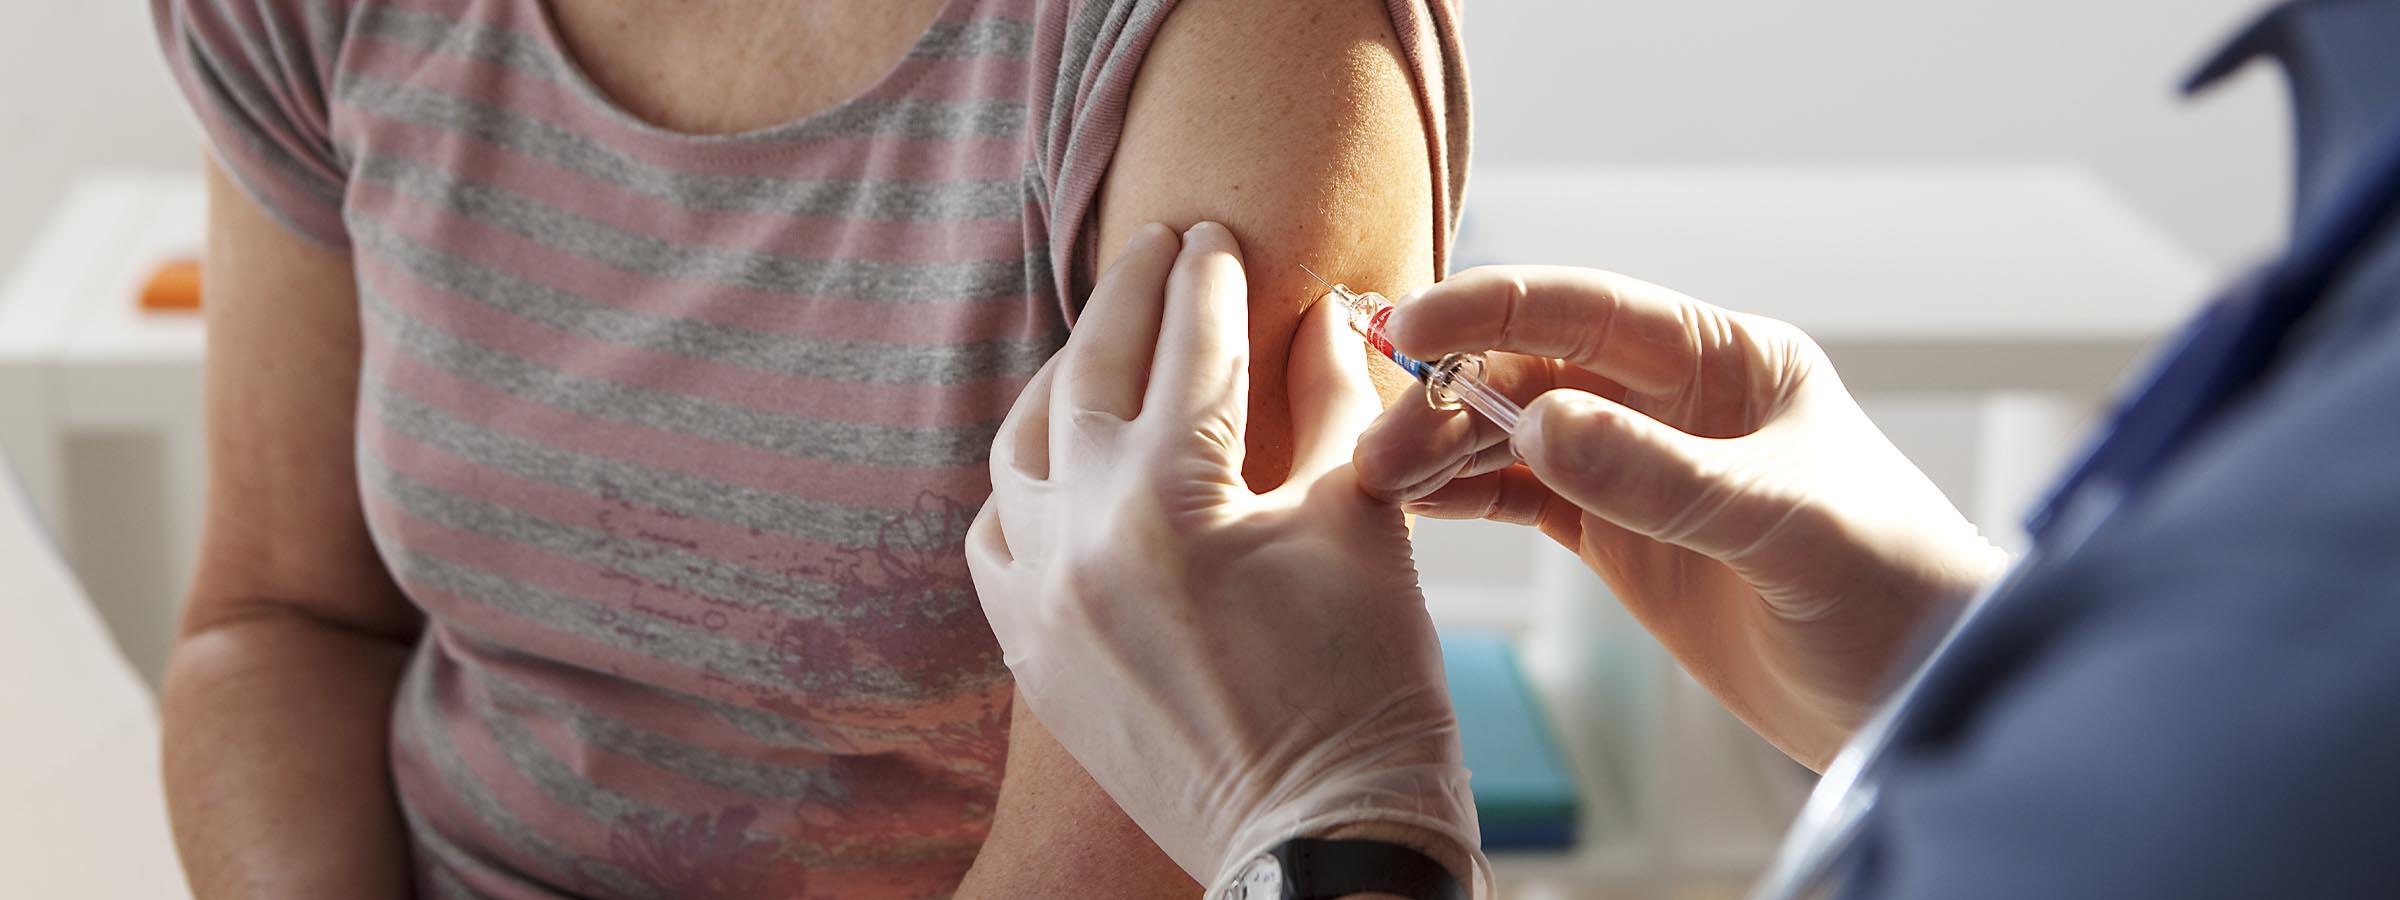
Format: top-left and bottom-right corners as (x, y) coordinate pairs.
(967, 2), (1450, 892)
(182, 157), (415, 640)
(1092, 0), (1445, 487)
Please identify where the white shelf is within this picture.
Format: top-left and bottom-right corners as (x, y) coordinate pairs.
(0, 174), (208, 690)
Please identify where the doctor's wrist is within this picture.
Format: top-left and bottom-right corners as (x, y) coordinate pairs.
(1309, 821), (1482, 899)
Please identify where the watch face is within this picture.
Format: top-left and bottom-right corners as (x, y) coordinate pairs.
(1222, 853), (1284, 900)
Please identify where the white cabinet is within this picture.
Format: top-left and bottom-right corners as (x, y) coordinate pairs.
(0, 174), (206, 687)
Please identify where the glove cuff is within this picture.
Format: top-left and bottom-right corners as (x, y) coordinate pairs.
(1208, 765), (1495, 900)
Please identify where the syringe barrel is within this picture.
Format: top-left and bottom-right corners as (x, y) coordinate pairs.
(1323, 282), (1521, 432)
(1328, 284), (1486, 410)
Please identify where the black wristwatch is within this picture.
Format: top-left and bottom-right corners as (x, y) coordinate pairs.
(1216, 837), (1468, 900)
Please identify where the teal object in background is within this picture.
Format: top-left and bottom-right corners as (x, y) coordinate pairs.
(1441, 630), (1581, 850)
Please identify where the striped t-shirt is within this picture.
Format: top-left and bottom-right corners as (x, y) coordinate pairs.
(154, 0), (1468, 897)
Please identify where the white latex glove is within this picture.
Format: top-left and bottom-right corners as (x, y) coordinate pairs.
(1353, 266), (2010, 768)
(969, 222), (1491, 897)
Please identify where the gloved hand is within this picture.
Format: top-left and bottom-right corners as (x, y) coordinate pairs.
(968, 222), (1491, 897)
(1353, 266), (2010, 768)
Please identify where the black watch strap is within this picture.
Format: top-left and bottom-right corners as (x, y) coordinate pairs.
(1271, 837), (1467, 900)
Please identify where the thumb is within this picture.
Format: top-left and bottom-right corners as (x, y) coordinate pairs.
(1284, 293), (1382, 485)
(1515, 389), (1762, 558)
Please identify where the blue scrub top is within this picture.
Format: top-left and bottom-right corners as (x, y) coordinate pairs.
(1839, 2), (2400, 897)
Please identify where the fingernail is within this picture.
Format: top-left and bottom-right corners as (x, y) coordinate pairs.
(1511, 398), (1546, 464)
(1127, 223), (1168, 253)
(1347, 443), (1379, 474)
(1531, 392), (1602, 473)
(1330, 306), (1366, 344)
(1384, 299), (1424, 346)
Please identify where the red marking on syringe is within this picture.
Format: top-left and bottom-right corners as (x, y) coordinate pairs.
(1363, 304), (1437, 381)
(1304, 265), (1524, 432)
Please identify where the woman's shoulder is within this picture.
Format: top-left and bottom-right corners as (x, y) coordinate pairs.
(155, 0), (366, 44)
(152, 0), (379, 95)
(153, 0), (386, 248)
(155, 0), (504, 67)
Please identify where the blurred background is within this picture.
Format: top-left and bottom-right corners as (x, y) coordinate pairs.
(0, 1), (2288, 897)
(0, 2), (2288, 288)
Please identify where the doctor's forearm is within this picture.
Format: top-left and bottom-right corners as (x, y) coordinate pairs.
(162, 613), (416, 899)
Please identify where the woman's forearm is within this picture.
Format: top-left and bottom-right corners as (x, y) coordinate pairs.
(163, 610), (418, 899)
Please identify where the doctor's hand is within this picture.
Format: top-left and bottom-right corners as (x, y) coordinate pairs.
(969, 223), (1489, 897)
(1354, 266), (2009, 768)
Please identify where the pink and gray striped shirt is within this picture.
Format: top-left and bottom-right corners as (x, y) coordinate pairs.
(155, 0), (1467, 897)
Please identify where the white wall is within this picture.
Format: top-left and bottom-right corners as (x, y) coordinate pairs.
(1465, 0), (2292, 266)
(0, 3), (195, 276)
(0, 1), (2297, 271)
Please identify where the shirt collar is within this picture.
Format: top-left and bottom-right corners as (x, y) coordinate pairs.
(2186, 0), (2400, 227)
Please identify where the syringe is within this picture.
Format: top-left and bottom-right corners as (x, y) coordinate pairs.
(1302, 266), (1523, 434)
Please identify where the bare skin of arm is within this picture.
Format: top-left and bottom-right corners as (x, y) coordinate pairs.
(1093, 0), (1436, 483)
(162, 160), (422, 898)
(960, 0), (1439, 894)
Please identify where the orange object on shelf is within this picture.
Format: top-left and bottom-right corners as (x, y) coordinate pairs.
(139, 257), (203, 313)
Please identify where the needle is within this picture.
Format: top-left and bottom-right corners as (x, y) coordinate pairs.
(1298, 263), (1332, 294)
